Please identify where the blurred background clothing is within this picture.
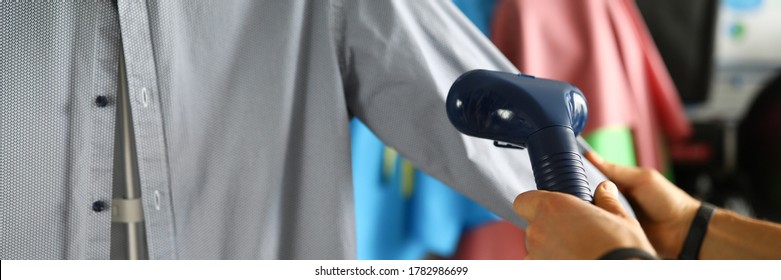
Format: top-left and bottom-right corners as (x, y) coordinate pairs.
(452, 0), (500, 35)
(492, 0), (691, 173)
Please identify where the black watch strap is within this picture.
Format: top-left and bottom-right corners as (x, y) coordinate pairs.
(678, 202), (717, 260)
(599, 248), (658, 260)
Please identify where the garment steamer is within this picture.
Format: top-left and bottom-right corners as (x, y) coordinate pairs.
(446, 70), (592, 201)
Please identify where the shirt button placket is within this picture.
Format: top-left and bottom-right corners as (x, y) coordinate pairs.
(93, 95), (111, 214)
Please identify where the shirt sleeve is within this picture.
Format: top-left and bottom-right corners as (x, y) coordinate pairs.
(340, 0), (612, 227)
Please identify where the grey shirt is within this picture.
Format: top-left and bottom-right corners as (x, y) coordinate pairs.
(1, 0), (611, 259)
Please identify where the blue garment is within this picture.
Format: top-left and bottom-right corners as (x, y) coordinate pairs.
(452, 0), (500, 36)
(352, 119), (498, 260)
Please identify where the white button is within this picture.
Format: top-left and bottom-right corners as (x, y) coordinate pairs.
(153, 190), (161, 210)
(139, 87), (150, 108)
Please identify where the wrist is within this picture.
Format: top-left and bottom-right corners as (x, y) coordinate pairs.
(654, 202), (700, 259)
(677, 202), (716, 259)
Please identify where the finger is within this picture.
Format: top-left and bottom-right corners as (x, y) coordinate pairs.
(585, 151), (644, 191)
(593, 181), (630, 218)
(513, 190), (549, 222)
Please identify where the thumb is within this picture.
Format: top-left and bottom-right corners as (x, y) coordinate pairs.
(594, 181), (629, 218)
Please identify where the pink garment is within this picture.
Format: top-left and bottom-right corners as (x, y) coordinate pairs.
(452, 221), (526, 259)
(491, 0), (691, 170)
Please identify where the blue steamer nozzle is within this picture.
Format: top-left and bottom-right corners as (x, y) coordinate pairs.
(446, 70), (592, 202)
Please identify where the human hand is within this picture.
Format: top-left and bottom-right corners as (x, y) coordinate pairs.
(513, 181), (656, 259)
(586, 151), (700, 259)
